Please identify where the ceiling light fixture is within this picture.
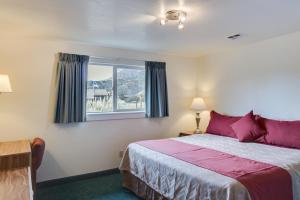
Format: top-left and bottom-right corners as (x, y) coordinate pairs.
(160, 10), (187, 30)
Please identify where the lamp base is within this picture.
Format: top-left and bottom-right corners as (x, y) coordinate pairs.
(194, 129), (202, 134)
(194, 113), (202, 134)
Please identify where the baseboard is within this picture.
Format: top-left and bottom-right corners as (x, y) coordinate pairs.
(37, 168), (120, 188)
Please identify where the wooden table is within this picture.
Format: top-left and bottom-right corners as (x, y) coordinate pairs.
(0, 140), (31, 170)
(0, 140), (33, 200)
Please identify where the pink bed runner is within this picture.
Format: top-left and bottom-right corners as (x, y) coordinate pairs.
(136, 139), (292, 200)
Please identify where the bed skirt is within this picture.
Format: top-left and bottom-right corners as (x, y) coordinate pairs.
(122, 171), (168, 200)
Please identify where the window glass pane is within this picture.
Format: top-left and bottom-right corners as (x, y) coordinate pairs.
(117, 67), (145, 110)
(87, 65), (113, 113)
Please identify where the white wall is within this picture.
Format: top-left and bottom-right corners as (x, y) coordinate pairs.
(3, 30), (299, 182)
(198, 31), (300, 131)
(0, 38), (199, 182)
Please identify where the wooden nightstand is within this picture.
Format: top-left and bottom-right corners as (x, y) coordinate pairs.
(179, 131), (195, 137)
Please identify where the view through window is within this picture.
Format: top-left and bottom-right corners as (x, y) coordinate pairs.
(87, 63), (145, 113)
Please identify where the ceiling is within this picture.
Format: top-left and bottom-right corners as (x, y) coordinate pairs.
(1, 0), (300, 57)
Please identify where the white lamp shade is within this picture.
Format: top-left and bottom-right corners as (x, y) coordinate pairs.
(0, 74), (12, 93)
(191, 97), (206, 111)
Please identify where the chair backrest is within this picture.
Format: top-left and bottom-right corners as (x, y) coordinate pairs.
(31, 138), (45, 171)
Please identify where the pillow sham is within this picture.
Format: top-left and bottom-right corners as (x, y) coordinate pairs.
(206, 111), (242, 138)
(259, 117), (300, 149)
(231, 111), (265, 142)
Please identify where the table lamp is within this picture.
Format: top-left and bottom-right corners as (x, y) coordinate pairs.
(191, 97), (206, 134)
(0, 74), (12, 94)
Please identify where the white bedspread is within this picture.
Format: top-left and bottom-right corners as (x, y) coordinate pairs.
(119, 134), (300, 200)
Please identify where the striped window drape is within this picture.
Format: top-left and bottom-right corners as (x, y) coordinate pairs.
(54, 53), (89, 123)
(145, 61), (169, 118)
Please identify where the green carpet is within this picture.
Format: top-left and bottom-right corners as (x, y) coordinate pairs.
(37, 173), (140, 200)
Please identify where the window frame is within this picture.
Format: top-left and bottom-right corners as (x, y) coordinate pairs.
(86, 58), (145, 120)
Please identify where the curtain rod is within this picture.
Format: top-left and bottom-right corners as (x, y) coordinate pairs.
(89, 55), (146, 63)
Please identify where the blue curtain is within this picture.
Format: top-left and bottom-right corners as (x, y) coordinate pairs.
(145, 61), (169, 118)
(55, 53), (89, 123)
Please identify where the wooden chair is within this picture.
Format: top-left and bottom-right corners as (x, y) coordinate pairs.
(31, 138), (45, 199)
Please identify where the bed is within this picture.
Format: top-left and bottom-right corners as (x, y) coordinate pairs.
(119, 133), (300, 200)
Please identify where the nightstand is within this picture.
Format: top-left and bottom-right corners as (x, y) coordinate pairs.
(179, 131), (195, 137)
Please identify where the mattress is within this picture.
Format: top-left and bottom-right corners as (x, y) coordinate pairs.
(119, 134), (300, 200)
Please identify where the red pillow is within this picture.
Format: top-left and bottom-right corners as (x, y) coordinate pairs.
(231, 112), (265, 142)
(253, 115), (268, 143)
(206, 111), (242, 138)
(260, 118), (300, 149)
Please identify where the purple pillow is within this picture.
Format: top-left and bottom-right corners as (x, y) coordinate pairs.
(231, 112), (266, 142)
(206, 111), (242, 138)
(260, 117), (300, 149)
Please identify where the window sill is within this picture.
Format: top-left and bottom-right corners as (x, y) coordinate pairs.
(86, 111), (145, 121)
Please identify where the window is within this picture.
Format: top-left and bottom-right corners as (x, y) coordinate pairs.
(86, 58), (145, 117)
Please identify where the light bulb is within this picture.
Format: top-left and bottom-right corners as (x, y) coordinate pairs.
(180, 15), (186, 22)
(178, 22), (184, 30)
(160, 18), (167, 26)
